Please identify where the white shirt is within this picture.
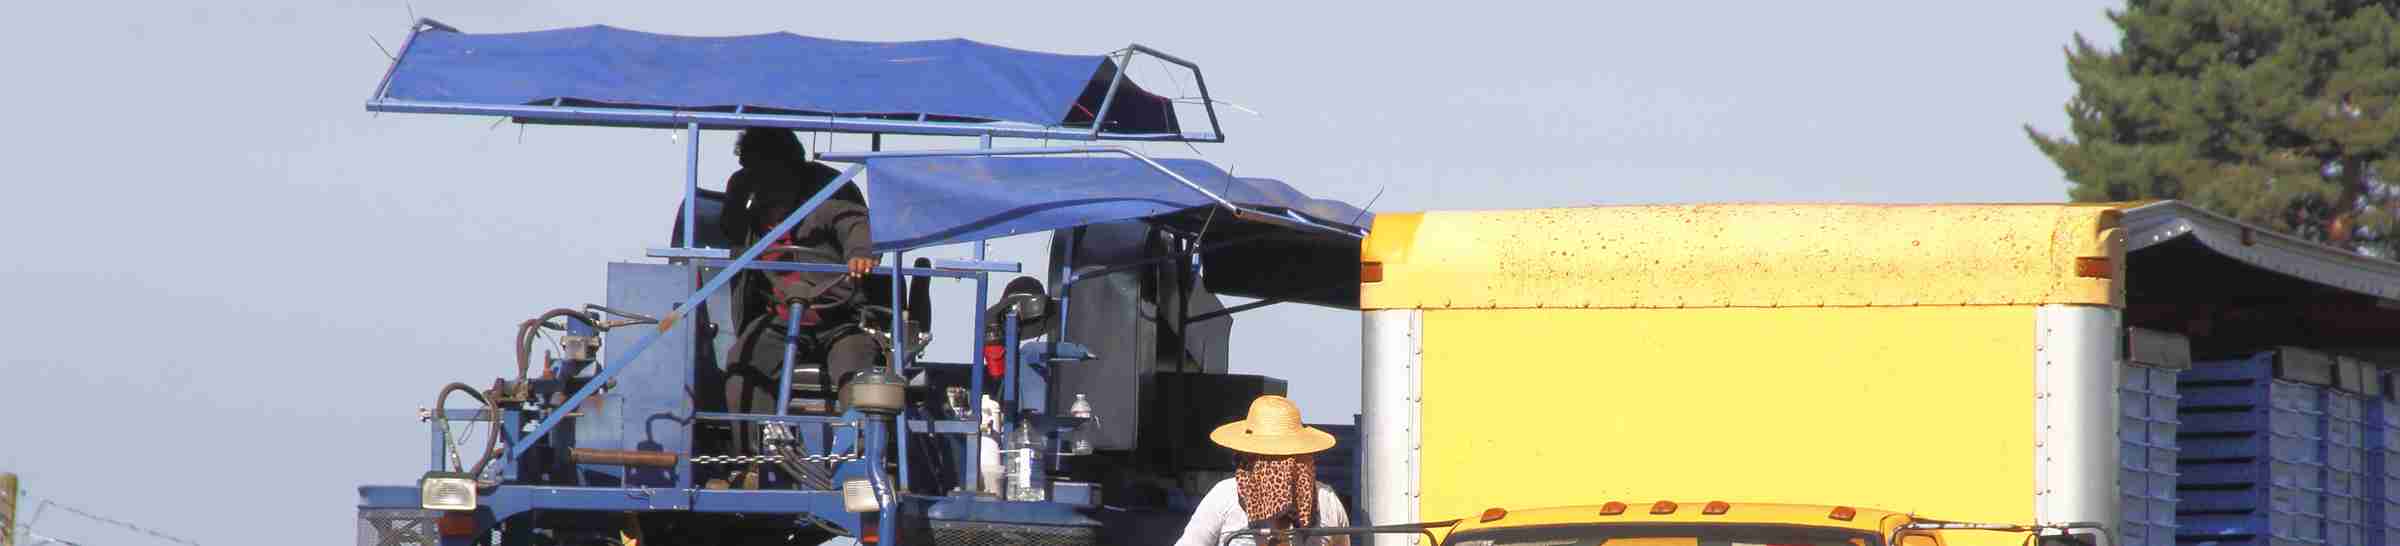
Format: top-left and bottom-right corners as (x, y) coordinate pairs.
(1173, 478), (1351, 546)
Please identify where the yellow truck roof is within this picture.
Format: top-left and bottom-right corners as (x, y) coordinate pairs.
(1360, 203), (2126, 310)
(1448, 501), (1908, 537)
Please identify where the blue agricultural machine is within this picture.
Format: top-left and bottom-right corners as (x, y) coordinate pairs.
(353, 20), (1373, 546)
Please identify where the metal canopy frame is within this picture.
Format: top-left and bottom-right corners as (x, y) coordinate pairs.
(366, 19), (1227, 143)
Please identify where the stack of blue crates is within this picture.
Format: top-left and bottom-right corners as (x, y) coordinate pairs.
(2179, 351), (2329, 546)
(2328, 387), (2369, 546)
(2366, 372), (2400, 546)
(2123, 362), (2182, 546)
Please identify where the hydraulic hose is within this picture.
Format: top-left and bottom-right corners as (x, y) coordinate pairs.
(480, 308), (606, 482)
(433, 382), (502, 480)
(519, 308), (605, 381)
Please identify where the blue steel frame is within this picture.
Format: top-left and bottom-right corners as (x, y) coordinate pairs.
(367, 19), (1227, 144)
(445, 146), (1352, 541)
(375, 29), (1359, 540)
(398, 149), (1362, 544)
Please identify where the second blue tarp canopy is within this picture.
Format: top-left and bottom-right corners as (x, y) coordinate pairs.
(858, 155), (1369, 307)
(858, 156), (1368, 251)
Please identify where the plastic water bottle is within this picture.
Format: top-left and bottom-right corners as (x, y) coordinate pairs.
(1007, 418), (1047, 501)
(1068, 394), (1096, 455)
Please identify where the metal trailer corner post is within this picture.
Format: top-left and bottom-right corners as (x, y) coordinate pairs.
(2033, 304), (2123, 541)
(1362, 309), (1423, 546)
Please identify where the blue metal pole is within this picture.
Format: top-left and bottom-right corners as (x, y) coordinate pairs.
(683, 122), (699, 249)
(1087, 51), (1128, 139)
(963, 131), (991, 497)
(1050, 232), (1075, 381)
(965, 239), (988, 492)
(503, 411), (523, 480)
(778, 302), (801, 416)
(508, 165), (864, 461)
(997, 309), (1020, 501)
(431, 422), (447, 471)
(874, 418), (898, 546)
(1002, 311), (1020, 423)
(891, 250), (909, 495)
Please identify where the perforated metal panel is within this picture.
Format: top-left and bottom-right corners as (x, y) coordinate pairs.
(356, 508), (440, 546)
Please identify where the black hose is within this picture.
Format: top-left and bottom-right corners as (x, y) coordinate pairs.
(519, 308), (604, 381)
(433, 382), (502, 480)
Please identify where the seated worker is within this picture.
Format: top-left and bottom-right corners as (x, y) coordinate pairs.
(718, 128), (879, 463)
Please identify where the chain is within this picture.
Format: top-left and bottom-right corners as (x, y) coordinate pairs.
(689, 452), (863, 465)
(692, 423), (865, 465)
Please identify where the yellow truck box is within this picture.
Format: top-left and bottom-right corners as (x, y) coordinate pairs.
(1359, 203), (2138, 546)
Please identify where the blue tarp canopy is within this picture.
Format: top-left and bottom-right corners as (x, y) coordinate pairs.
(860, 156), (1367, 250)
(861, 156), (1370, 307)
(373, 21), (1191, 138)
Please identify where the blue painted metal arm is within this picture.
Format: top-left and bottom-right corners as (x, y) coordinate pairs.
(508, 164), (866, 461)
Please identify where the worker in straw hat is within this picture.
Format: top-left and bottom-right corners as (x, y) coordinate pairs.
(1175, 395), (1352, 546)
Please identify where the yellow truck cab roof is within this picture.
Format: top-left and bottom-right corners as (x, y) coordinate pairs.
(1448, 502), (1910, 537)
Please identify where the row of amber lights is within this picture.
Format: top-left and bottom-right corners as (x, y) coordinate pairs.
(1478, 503), (1858, 524)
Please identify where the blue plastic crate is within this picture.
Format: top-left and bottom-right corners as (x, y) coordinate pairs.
(2122, 363), (2185, 545)
(2176, 356), (2354, 546)
(2182, 433), (2278, 461)
(2181, 353), (2281, 383)
(2181, 484), (2320, 514)
(2366, 395), (2400, 546)
(2181, 512), (2326, 544)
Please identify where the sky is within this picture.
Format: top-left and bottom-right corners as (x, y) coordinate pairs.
(0, 2), (2121, 544)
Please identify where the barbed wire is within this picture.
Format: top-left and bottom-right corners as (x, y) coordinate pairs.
(9, 484), (201, 546)
(16, 526), (89, 546)
(34, 500), (201, 546)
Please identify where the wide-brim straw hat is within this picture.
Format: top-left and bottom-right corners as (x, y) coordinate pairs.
(1209, 395), (1337, 456)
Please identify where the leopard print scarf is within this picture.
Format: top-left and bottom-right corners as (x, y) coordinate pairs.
(1235, 454), (1318, 530)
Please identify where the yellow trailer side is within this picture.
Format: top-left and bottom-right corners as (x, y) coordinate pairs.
(1359, 204), (2126, 546)
(1417, 305), (2036, 527)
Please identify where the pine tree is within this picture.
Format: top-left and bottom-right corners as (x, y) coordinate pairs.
(2028, 1), (2400, 258)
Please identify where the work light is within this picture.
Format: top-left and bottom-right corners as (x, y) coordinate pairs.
(420, 471), (478, 511)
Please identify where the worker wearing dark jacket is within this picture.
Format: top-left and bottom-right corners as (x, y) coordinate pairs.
(719, 128), (879, 480)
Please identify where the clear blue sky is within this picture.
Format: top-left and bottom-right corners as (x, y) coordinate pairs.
(0, 2), (2120, 544)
